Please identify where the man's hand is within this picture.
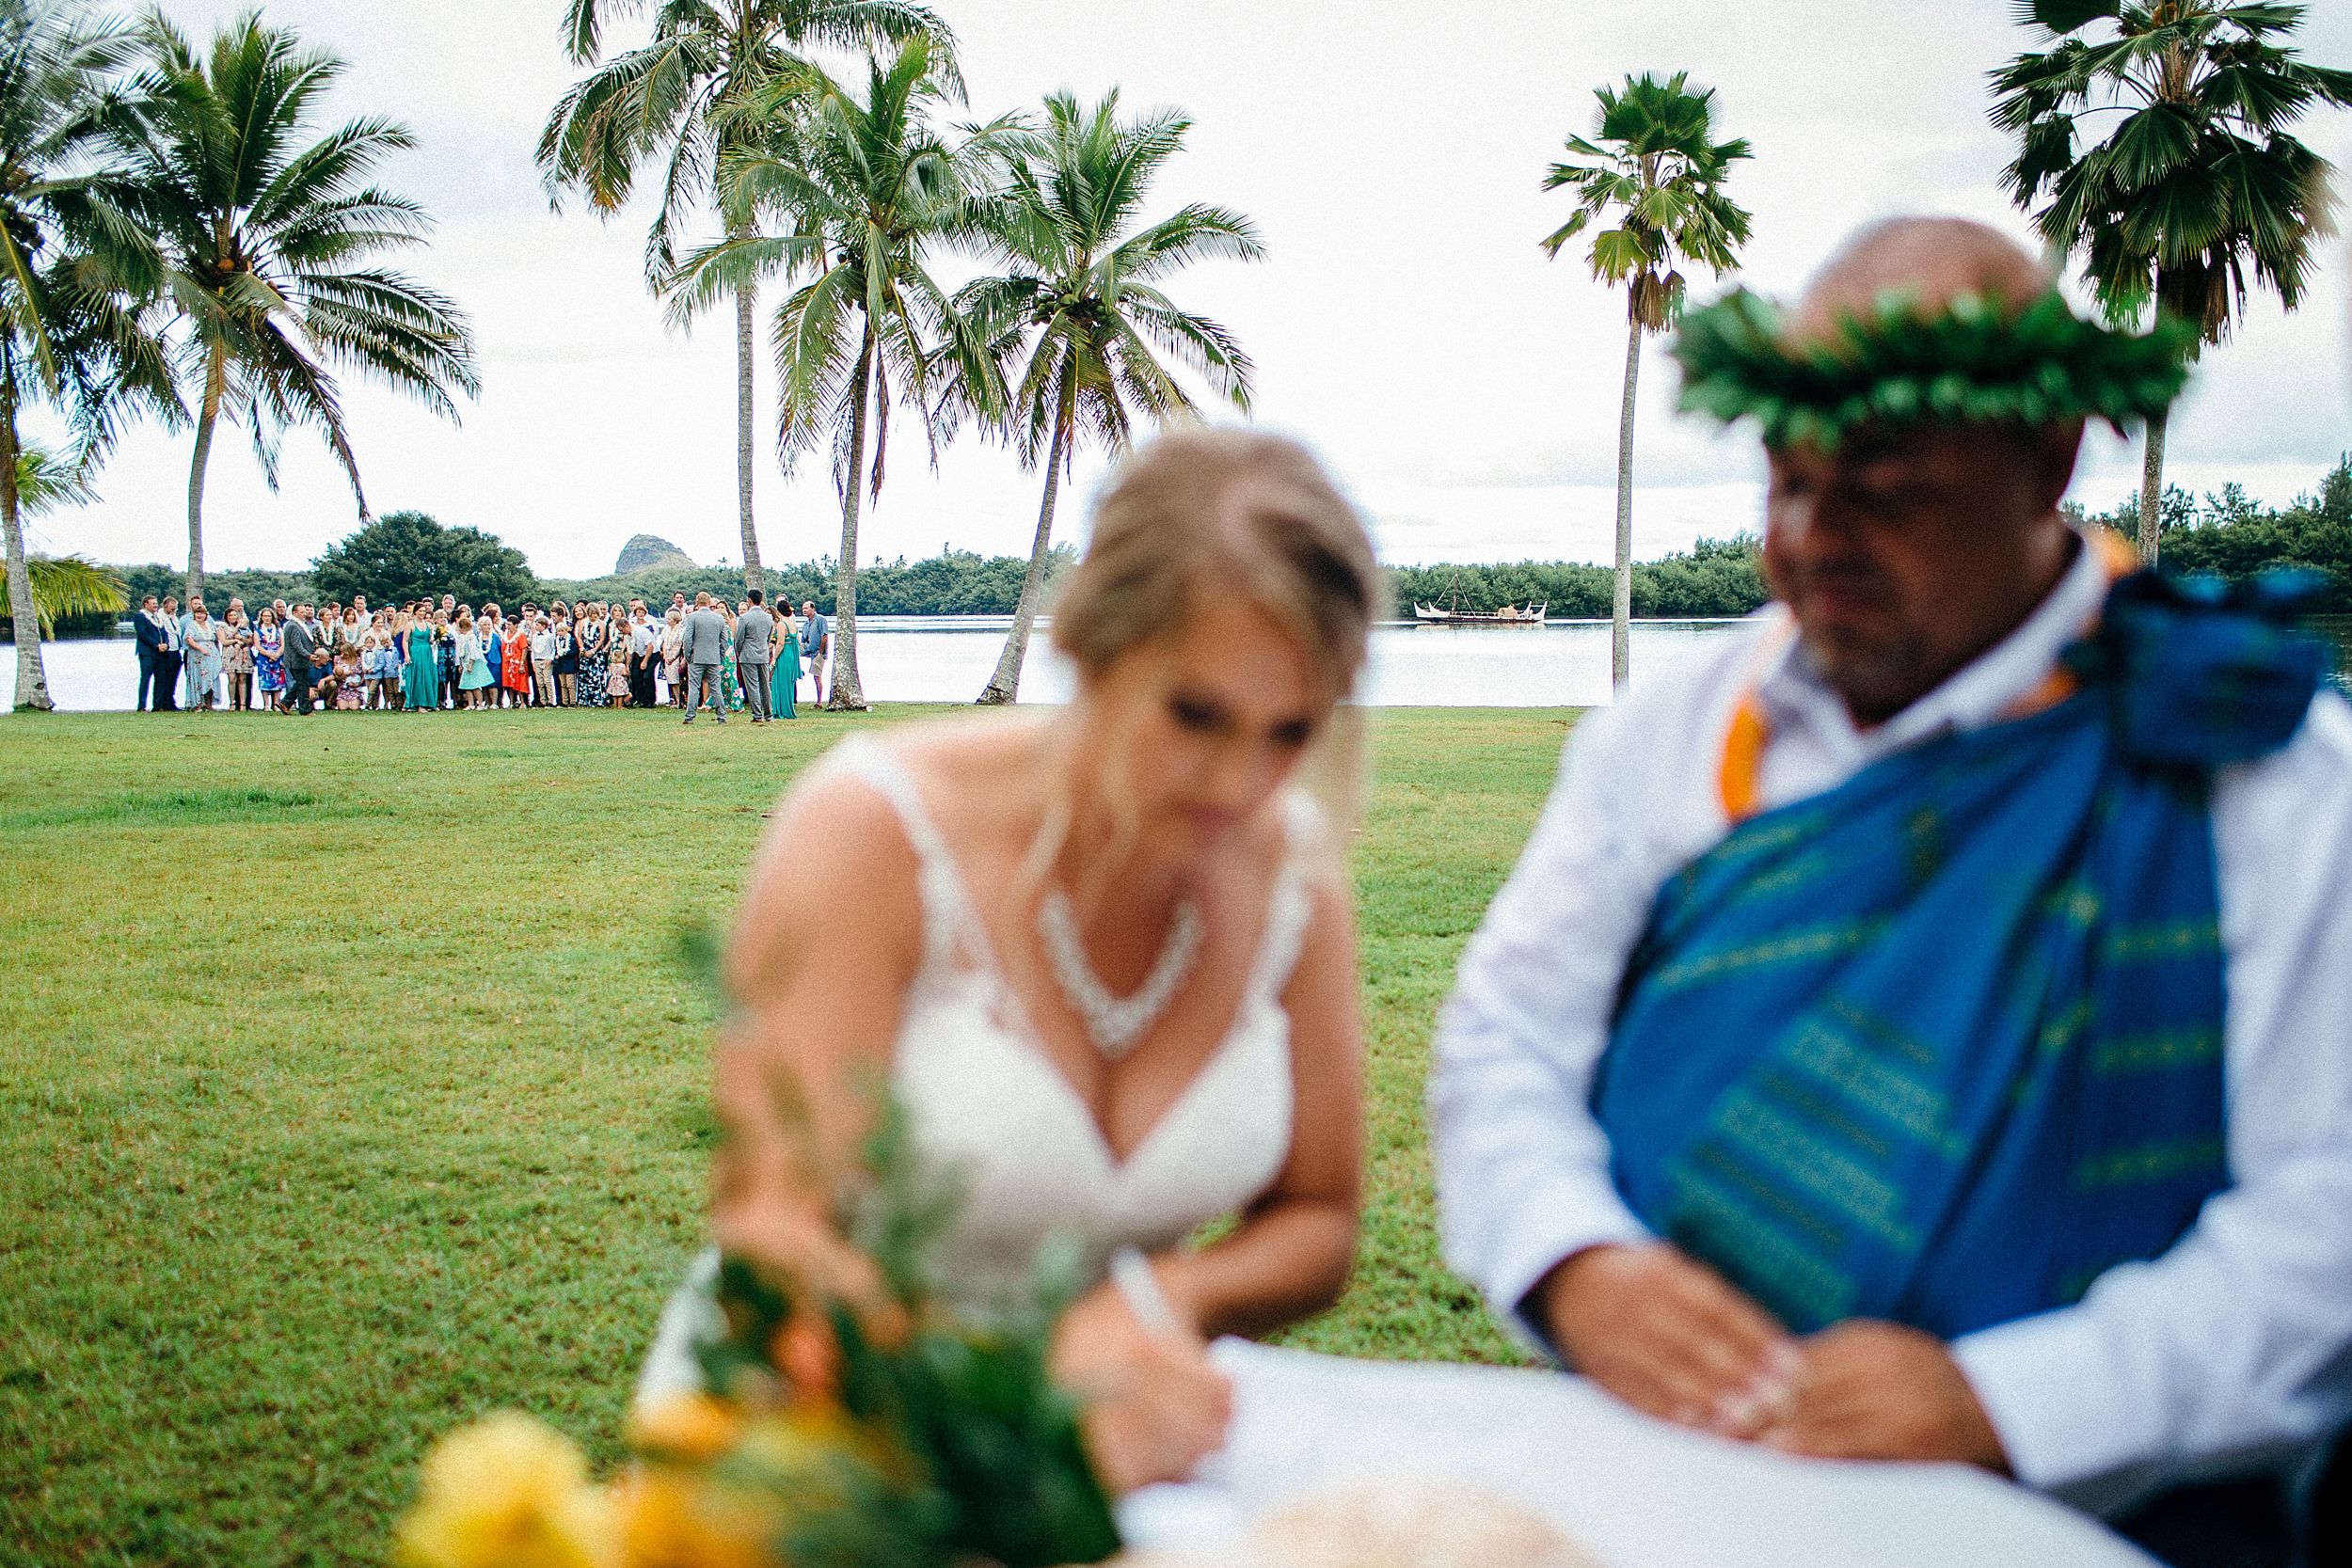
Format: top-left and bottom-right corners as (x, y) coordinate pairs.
(1757, 1321), (2009, 1469)
(1536, 1243), (1798, 1438)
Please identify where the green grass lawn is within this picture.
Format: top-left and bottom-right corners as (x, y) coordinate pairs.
(0, 704), (1575, 1566)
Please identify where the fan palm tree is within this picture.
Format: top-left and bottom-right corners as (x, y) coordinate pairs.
(112, 9), (480, 607)
(539, 0), (954, 599)
(0, 0), (179, 713)
(1543, 71), (1750, 692)
(1994, 0), (2352, 563)
(958, 90), (1260, 705)
(671, 37), (1010, 708)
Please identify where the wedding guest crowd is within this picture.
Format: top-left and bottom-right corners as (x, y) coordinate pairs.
(133, 588), (821, 719)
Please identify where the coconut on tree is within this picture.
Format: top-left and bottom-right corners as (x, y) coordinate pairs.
(1994, 0), (2352, 563)
(0, 0), (179, 712)
(669, 36), (1012, 708)
(1542, 71), (1750, 692)
(540, 0), (956, 599)
(959, 89), (1260, 705)
(111, 10), (480, 606)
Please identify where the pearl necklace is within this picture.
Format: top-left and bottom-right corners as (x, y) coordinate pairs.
(1037, 887), (1204, 1061)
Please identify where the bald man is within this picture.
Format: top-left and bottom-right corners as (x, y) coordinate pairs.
(1432, 218), (2352, 1547)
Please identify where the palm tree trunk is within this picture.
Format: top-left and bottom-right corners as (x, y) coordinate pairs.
(735, 271), (762, 597)
(2, 382), (49, 713)
(185, 340), (226, 605)
(2137, 404), (2168, 566)
(1611, 310), (1642, 693)
(977, 379), (1073, 705)
(828, 325), (873, 711)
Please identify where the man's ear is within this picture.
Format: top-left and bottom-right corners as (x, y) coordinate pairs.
(2034, 419), (2089, 515)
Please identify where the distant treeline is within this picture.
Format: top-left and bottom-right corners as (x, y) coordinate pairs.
(2068, 454), (2352, 611)
(1391, 536), (1768, 620)
(541, 545), (1079, 618)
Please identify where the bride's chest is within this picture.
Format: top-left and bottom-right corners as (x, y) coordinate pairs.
(888, 973), (1295, 1254)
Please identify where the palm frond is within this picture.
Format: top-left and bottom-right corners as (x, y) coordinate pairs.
(2, 553), (126, 636)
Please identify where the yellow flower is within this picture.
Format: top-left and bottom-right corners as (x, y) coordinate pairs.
(628, 1393), (744, 1465)
(396, 1412), (619, 1568)
(613, 1467), (774, 1568)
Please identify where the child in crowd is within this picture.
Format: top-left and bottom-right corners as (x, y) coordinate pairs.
(361, 633), (395, 708)
(332, 645), (365, 709)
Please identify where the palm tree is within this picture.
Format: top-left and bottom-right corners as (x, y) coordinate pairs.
(0, 0), (179, 713)
(113, 10), (481, 606)
(1543, 71), (1750, 692)
(1994, 0), (2352, 563)
(959, 90), (1260, 705)
(1, 553), (127, 638)
(539, 0), (954, 599)
(671, 37), (1009, 708)
(3, 447), (126, 659)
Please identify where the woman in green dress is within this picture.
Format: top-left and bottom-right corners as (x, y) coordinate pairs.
(404, 611), (438, 711)
(769, 611), (800, 718)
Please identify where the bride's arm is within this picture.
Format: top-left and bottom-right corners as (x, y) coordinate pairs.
(1158, 865), (1365, 1339)
(709, 770), (925, 1307)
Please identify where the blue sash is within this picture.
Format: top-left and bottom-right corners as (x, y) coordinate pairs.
(1594, 572), (2327, 1338)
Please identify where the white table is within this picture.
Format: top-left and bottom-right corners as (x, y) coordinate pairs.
(1118, 1342), (2155, 1568)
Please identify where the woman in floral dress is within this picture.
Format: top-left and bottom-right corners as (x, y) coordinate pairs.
(254, 607), (287, 704)
(576, 604), (611, 707)
(717, 604), (745, 712)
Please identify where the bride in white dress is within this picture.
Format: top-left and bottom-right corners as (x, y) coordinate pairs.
(643, 427), (1383, 1496)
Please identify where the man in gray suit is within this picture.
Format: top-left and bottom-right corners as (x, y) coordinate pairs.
(277, 603), (318, 715)
(735, 590), (775, 723)
(679, 592), (728, 724)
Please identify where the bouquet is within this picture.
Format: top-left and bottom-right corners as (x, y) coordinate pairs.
(394, 1102), (1121, 1568)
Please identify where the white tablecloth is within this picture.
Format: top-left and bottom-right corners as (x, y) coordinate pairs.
(1117, 1342), (2154, 1568)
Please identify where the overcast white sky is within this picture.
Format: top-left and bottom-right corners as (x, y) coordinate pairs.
(35, 0), (2352, 580)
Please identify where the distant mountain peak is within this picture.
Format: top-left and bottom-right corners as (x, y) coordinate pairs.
(615, 533), (695, 574)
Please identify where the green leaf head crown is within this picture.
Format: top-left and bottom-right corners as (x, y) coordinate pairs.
(1669, 286), (2197, 451)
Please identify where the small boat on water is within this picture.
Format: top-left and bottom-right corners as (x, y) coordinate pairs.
(1411, 600), (1549, 626)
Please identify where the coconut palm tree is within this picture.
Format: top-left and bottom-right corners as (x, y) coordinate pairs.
(539, 0), (954, 599)
(112, 10), (480, 606)
(2, 448), (126, 657)
(671, 37), (1010, 708)
(1994, 1), (2352, 563)
(0, 0), (179, 712)
(1543, 71), (1751, 692)
(957, 90), (1260, 705)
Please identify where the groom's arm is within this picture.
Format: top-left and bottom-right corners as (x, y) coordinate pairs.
(1431, 681), (1798, 1432)
(1428, 707), (1662, 1334)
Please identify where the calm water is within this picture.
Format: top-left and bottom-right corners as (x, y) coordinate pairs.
(9, 613), (2345, 713)
(0, 617), (1749, 712)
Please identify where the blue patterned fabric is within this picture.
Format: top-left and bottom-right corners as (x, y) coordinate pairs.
(1593, 570), (2327, 1338)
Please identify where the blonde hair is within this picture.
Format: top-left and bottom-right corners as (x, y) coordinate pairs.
(1029, 428), (1381, 899)
(1051, 427), (1380, 704)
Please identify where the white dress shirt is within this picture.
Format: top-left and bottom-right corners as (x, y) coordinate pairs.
(1430, 538), (2352, 1509)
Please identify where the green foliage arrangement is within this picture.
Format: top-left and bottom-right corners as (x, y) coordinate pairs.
(310, 511), (537, 609)
(1672, 287), (2195, 450)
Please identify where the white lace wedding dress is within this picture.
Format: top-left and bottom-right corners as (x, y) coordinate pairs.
(636, 736), (1321, 1407)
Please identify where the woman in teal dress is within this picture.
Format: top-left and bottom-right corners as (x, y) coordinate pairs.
(769, 612), (800, 718)
(403, 613), (438, 711)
